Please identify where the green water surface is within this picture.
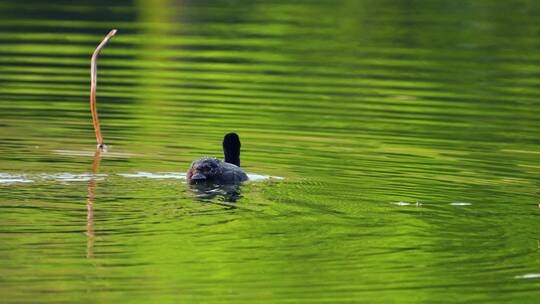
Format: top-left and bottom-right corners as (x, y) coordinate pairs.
(0, 0), (539, 303)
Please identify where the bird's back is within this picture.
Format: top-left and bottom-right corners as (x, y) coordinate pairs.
(218, 161), (248, 183)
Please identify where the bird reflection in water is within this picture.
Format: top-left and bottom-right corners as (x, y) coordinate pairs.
(188, 182), (243, 205)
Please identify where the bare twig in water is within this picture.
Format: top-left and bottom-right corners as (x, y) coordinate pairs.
(90, 29), (117, 149)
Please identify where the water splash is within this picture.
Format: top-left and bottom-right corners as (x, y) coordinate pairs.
(450, 202), (472, 206)
(118, 172), (186, 179)
(247, 173), (284, 181)
(0, 173), (33, 184)
(390, 201), (411, 206)
(515, 274), (540, 279)
(41, 173), (106, 182)
(0, 172), (284, 183)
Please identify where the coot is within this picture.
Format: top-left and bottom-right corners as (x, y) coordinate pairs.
(187, 133), (248, 184)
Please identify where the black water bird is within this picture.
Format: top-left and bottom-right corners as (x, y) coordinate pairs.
(187, 133), (248, 184)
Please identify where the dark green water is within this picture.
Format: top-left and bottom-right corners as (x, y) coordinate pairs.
(1, 0), (539, 303)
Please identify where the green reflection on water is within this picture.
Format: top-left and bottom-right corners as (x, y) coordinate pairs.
(0, 0), (539, 303)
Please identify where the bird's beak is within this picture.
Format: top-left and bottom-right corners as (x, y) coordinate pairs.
(191, 172), (207, 181)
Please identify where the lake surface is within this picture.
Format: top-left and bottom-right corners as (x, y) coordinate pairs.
(1, 0), (539, 303)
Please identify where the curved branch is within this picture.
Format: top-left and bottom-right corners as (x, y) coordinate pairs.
(90, 29), (117, 149)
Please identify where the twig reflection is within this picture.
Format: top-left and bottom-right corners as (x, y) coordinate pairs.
(86, 149), (102, 258)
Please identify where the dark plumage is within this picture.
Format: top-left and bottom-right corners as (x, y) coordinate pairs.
(187, 133), (248, 184)
(223, 133), (241, 166)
